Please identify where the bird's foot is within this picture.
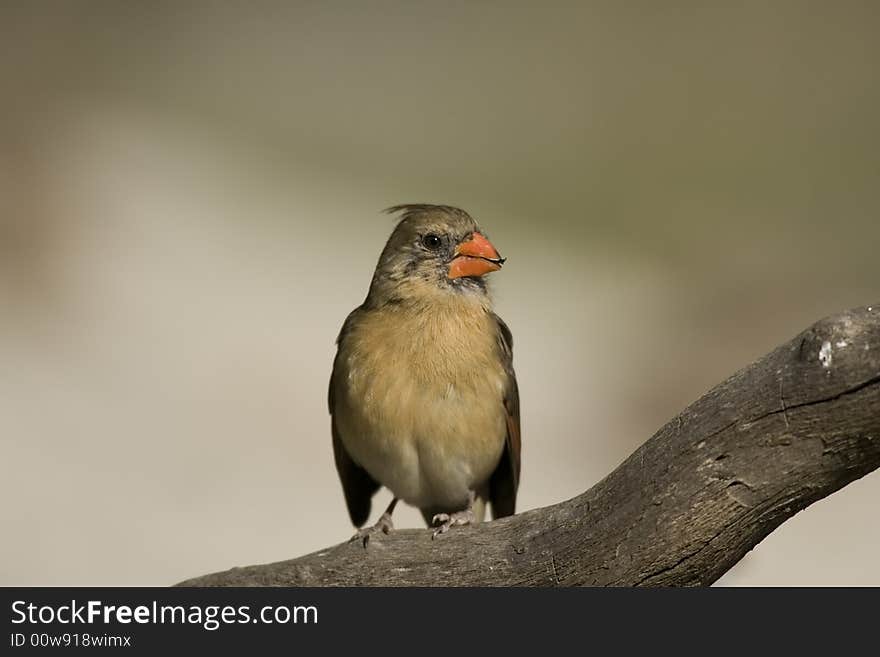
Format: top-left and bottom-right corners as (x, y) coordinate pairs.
(431, 508), (475, 539)
(350, 512), (394, 548)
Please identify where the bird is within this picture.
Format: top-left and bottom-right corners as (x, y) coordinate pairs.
(328, 204), (520, 544)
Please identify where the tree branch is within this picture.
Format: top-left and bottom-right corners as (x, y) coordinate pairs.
(177, 304), (880, 586)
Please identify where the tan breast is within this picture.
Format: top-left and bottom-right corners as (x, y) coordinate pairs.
(332, 295), (508, 509)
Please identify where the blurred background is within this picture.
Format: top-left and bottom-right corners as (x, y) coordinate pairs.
(2, 2), (879, 586)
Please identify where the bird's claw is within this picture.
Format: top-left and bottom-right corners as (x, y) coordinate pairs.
(350, 512), (394, 548)
(431, 509), (475, 539)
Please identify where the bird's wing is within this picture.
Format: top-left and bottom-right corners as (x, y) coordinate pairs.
(489, 314), (521, 519)
(328, 307), (380, 528)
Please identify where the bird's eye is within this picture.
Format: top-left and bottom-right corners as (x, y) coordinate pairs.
(422, 234), (442, 250)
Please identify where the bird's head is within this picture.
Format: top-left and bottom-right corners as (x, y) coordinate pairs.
(367, 204), (505, 305)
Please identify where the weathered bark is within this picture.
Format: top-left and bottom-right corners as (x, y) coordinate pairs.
(178, 304), (880, 586)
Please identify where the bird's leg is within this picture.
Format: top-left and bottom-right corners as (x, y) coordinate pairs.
(350, 498), (398, 548)
(431, 490), (476, 539)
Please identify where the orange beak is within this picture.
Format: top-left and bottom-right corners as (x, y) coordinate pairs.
(447, 232), (506, 279)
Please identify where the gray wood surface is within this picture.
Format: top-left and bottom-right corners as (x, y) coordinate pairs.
(178, 304), (880, 586)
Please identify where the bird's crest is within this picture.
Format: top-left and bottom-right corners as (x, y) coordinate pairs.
(383, 204), (473, 224)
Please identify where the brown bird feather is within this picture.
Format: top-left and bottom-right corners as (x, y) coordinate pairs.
(328, 204), (520, 534)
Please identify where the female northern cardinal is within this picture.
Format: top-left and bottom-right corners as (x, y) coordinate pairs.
(328, 204), (520, 543)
